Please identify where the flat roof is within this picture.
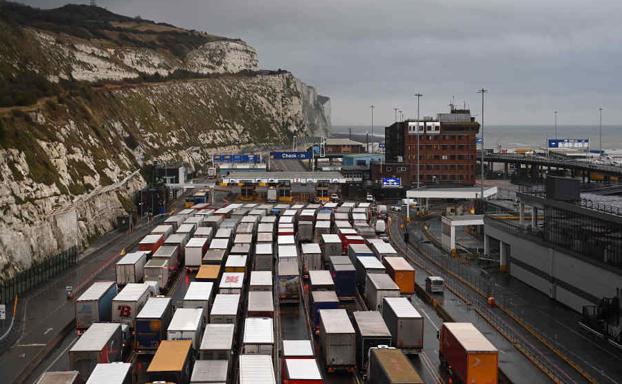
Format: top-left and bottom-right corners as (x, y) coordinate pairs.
(168, 308), (203, 331)
(223, 171), (346, 184)
(147, 340), (192, 372)
(86, 363), (131, 384)
(200, 323), (235, 351)
(282, 340), (314, 357)
(285, 359), (322, 380)
(407, 186), (497, 200)
(442, 214), (485, 227)
(137, 297), (171, 319)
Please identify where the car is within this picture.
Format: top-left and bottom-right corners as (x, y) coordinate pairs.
(330, 193), (340, 202)
(391, 205), (402, 212)
(366, 193), (375, 202)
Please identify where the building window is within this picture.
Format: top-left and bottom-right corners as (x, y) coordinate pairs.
(386, 167), (392, 171)
(441, 155), (448, 160)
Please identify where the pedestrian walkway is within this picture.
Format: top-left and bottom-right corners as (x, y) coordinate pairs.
(0, 218), (160, 384)
(422, 218), (622, 384)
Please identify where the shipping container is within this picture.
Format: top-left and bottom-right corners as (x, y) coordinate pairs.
(200, 323), (235, 361)
(204, 215), (224, 229)
(75, 281), (117, 332)
(298, 221), (314, 242)
(282, 339), (314, 358)
(310, 291), (340, 332)
(196, 264), (221, 283)
(230, 243), (251, 257)
(112, 283), (152, 327)
(313, 221), (331, 243)
(365, 274), (400, 312)
(85, 362), (131, 384)
(177, 223), (197, 237)
(164, 233), (188, 259)
(138, 234), (164, 254)
(319, 309), (356, 371)
(328, 260), (357, 299)
(278, 235), (296, 245)
(69, 323), (123, 380)
(219, 272), (245, 295)
(225, 254), (248, 273)
(167, 308), (205, 349)
(309, 270), (335, 291)
(278, 245), (299, 264)
(301, 243), (322, 273)
(278, 261), (300, 304)
(257, 232), (274, 244)
(147, 340), (193, 384)
(367, 347), (423, 384)
(209, 238), (230, 252)
(135, 297), (173, 351)
(164, 215), (185, 231)
(371, 242), (398, 261)
(215, 228), (233, 239)
(242, 317), (274, 356)
(250, 271), (273, 291)
(239, 354), (276, 384)
(36, 371), (81, 384)
(283, 359), (323, 384)
(383, 257), (415, 294)
(144, 258), (170, 292)
(183, 282), (214, 320)
(257, 223), (274, 233)
(202, 249), (227, 265)
(439, 323), (498, 384)
(151, 224), (174, 239)
(190, 359), (229, 384)
(320, 235), (343, 263)
(186, 237), (209, 269)
(352, 311), (392, 370)
(248, 291), (274, 317)
(210, 294), (241, 324)
(153, 245), (180, 272)
(382, 297), (424, 354)
(352, 256), (385, 289)
(254, 243), (274, 271)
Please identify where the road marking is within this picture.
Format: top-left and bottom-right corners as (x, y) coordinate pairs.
(411, 298), (440, 332)
(36, 335), (78, 382)
(43, 327), (53, 335)
(16, 343), (46, 347)
(420, 351), (442, 384)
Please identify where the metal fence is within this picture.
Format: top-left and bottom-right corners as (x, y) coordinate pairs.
(0, 246), (78, 305)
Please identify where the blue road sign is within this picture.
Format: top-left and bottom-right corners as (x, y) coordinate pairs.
(382, 177), (401, 187)
(271, 151), (312, 160)
(548, 138), (589, 149)
(212, 154), (262, 163)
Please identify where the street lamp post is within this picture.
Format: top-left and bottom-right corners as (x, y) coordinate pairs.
(414, 93), (423, 189)
(478, 88), (488, 204)
(394, 108), (398, 122)
(599, 107), (603, 155)
(554, 111), (558, 139)
(370, 105), (375, 153)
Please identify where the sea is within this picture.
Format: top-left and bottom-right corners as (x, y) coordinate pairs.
(332, 125), (622, 152)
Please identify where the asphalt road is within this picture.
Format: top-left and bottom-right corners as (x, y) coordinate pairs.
(269, 159), (309, 172)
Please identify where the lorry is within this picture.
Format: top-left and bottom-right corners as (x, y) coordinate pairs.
(143, 258), (170, 292)
(239, 354), (276, 384)
(367, 347), (424, 384)
(352, 311), (393, 370)
(183, 281), (214, 320)
(425, 276), (445, 294)
(352, 256), (385, 290)
(185, 237), (209, 270)
(219, 272), (245, 295)
(190, 360), (229, 384)
(85, 363), (132, 384)
(242, 317), (275, 356)
(75, 281), (117, 333)
(138, 234), (164, 254)
(147, 340), (193, 384)
(69, 323), (123, 380)
(310, 291), (340, 333)
(329, 260), (357, 299)
(254, 243), (274, 271)
(440, 323), (499, 384)
(278, 260), (300, 304)
(383, 297), (424, 354)
(365, 273), (400, 312)
(248, 290), (275, 317)
(319, 309), (356, 372)
(135, 297), (173, 351)
(115, 252), (147, 285)
(210, 294), (241, 324)
(167, 308), (205, 349)
(250, 271), (273, 291)
(320, 234), (342, 262)
(282, 359), (323, 384)
(301, 243), (322, 274)
(383, 257), (416, 294)
(200, 323), (235, 363)
(153, 245), (180, 273)
(309, 270), (335, 291)
(36, 371), (81, 384)
(111, 283), (152, 328)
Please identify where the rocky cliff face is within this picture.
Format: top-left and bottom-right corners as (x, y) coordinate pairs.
(0, 4), (330, 278)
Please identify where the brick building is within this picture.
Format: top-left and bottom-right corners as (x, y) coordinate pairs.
(374, 107), (480, 186)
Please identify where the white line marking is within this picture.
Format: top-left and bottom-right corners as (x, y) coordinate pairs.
(43, 327), (53, 335)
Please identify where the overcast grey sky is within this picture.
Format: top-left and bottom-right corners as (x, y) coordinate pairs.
(18, 0), (622, 126)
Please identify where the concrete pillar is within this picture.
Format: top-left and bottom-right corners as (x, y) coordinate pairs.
(500, 241), (508, 272)
(531, 206), (536, 229)
(519, 202), (524, 224)
(504, 163), (509, 178)
(450, 225), (456, 251)
(484, 234), (490, 257)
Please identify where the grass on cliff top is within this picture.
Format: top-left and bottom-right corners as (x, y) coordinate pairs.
(0, 2), (233, 59)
